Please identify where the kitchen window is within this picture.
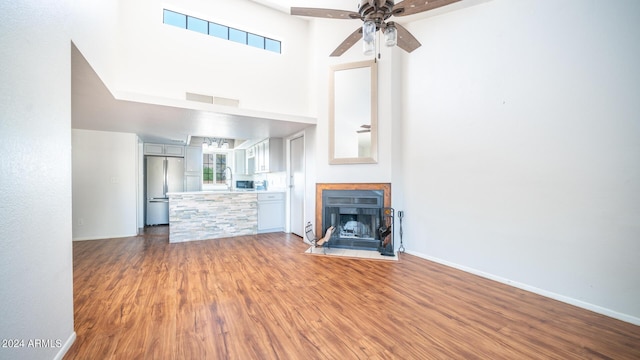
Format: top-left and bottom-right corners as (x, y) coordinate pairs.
(202, 151), (231, 190)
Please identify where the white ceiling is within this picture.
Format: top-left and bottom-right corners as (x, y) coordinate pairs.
(252, 0), (482, 20)
(71, 44), (315, 146)
(70, 1), (343, 146)
(71, 0), (485, 146)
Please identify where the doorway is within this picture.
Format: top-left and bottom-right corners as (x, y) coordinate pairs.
(290, 135), (304, 237)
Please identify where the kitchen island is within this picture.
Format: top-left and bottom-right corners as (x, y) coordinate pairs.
(166, 190), (283, 243)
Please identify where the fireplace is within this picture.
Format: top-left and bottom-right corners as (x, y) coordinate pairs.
(316, 183), (391, 251)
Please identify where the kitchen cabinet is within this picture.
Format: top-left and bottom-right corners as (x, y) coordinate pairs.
(234, 149), (247, 175)
(255, 142), (265, 172)
(144, 143), (185, 157)
(246, 146), (255, 158)
(184, 146), (202, 191)
(245, 147), (256, 175)
(257, 192), (285, 233)
(253, 138), (283, 173)
(165, 145), (185, 157)
(185, 146), (202, 172)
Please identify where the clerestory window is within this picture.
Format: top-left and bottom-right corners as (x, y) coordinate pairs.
(163, 9), (281, 54)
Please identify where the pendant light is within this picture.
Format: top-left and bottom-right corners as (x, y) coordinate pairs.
(362, 20), (376, 56)
(384, 22), (397, 47)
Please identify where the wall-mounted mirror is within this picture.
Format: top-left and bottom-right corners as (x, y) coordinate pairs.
(329, 60), (378, 164)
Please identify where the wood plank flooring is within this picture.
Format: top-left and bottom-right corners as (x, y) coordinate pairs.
(64, 226), (640, 359)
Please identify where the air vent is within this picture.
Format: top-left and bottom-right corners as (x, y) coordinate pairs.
(185, 92), (239, 107)
(213, 96), (239, 107)
(186, 92), (213, 104)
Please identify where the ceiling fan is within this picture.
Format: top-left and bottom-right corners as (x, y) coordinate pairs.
(291, 0), (461, 56)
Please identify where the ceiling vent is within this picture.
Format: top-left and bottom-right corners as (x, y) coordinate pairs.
(213, 96), (239, 107)
(186, 92), (213, 104)
(186, 92), (239, 107)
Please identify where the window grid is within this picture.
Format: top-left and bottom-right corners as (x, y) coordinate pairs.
(209, 22), (228, 39)
(203, 154), (214, 184)
(163, 9), (281, 54)
(163, 10), (186, 28)
(203, 153), (228, 185)
(248, 33), (265, 49)
(229, 28), (248, 44)
(187, 16), (208, 34)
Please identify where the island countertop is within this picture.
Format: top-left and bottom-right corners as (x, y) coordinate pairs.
(166, 189), (285, 195)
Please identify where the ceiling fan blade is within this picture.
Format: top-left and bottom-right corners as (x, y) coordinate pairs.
(392, 0), (462, 17)
(291, 7), (360, 20)
(330, 27), (363, 57)
(393, 22), (421, 53)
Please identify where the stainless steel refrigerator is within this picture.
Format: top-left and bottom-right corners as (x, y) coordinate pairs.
(145, 156), (184, 225)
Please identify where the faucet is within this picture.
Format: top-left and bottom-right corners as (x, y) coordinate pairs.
(224, 166), (233, 191)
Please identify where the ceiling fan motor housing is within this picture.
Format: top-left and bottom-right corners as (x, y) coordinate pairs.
(358, 0), (395, 27)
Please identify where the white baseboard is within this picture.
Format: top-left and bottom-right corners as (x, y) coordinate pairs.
(73, 233), (137, 241)
(54, 332), (76, 360)
(405, 250), (640, 326)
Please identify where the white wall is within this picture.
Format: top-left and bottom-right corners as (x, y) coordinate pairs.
(71, 0), (120, 88)
(306, 16), (405, 249)
(401, 0), (640, 323)
(114, 0), (312, 117)
(65, 0), (640, 330)
(72, 130), (139, 240)
(0, 1), (76, 359)
(310, 19), (397, 185)
(73, 0), (313, 116)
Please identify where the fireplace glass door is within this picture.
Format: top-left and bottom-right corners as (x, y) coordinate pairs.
(322, 190), (384, 250)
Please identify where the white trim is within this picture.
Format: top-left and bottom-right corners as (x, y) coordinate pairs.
(406, 250), (640, 326)
(53, 332), (76, 360)
(73, 234), (136, 241)
(286, 131), (306, 237)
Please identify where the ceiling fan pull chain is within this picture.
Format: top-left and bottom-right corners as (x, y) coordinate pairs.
(377, 28), (381, 60)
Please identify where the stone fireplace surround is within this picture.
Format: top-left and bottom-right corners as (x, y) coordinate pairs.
(315, 183), (391, 250)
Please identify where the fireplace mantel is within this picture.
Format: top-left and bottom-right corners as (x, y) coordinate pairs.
(315, 183), (391, 239)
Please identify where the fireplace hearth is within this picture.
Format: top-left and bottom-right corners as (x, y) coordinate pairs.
(316, 183), (391, 252)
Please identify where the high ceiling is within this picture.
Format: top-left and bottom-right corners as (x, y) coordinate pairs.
(250, 0), (479, 20)
(71, 0), (483, 146)
(250, 0), (356, 13)
(70, 2), (342, 146)
(71, 44), (315, 146)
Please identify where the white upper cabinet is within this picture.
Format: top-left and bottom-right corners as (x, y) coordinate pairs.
(144, 143), (185, 157)
(252, 138), (283, 173)
(234, 149), (247, 175)
(184, 146), (202, 192)
(185, 146), (202, 172)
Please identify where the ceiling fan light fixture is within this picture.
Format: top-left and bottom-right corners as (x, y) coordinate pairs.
(363, 38), (375, 56)
(362, 20), (376, 42)
(384, 23), (397, 47)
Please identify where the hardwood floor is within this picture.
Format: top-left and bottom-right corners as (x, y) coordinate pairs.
(64, 227), (640, 359)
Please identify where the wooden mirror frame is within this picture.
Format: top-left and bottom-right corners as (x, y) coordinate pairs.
(329, 60), (378, 164)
